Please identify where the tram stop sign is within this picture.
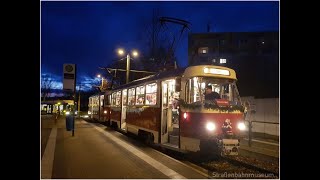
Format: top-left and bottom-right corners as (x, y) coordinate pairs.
(63, 64), (76, 92)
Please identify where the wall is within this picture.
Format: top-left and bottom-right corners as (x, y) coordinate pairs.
(242, 96), (279, 136)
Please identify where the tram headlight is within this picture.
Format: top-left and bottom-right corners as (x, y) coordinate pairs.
(206, 122), (216, 131)
(237, 122), (246, 131)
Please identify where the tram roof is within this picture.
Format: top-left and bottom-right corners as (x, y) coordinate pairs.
(112, 68), (186, 90)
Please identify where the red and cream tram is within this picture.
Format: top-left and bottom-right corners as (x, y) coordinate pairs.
(92, 65), (245, 155)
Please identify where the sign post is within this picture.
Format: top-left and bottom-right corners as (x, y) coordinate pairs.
(63, 64), (76, 136)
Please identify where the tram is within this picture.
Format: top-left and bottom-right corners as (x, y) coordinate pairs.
(90, 65), (245, 155)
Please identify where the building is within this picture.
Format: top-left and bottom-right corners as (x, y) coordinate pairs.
(188, 31), (279, 98)
(41, 98), (75, 115)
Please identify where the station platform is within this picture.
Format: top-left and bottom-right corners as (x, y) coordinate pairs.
(41, 115), (208, 179)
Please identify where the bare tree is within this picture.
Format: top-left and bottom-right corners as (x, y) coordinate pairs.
(102, 9), (190, 86)
(139, 9), (190, 71)
(41, 74), (56, 102)
(139, 8), (171, 71)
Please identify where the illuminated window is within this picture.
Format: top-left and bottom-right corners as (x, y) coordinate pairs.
(115, 91), (121, 106)
(198, 47), (209, 54)
(100, 95), (104, 106)
(135, 86), (145, 105)
(122, 89), (127, 105)
(146, 83), (157, 105)
(220, 58), (227, 64)
(112, 93), (116, 106)
(128, 88), (135, 106)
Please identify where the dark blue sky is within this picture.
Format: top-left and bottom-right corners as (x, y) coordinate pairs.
(41, 1), (279, 91)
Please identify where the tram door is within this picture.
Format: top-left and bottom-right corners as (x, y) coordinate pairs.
(121, 89), (127, 131)
(161, 81), (169, 143)
(161, 79), (177, 144)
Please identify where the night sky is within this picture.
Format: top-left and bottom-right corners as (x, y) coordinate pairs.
(41, 1), (279, 91)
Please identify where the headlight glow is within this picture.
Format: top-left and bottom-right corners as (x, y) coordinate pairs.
(206, 122), (216, 131)
(104, 110), (107, 114)
(238, 122), (246, 131)
(183, 112), (187, 119)
(65, 111), (70, 115)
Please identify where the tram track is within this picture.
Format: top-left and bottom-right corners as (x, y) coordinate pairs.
(93, 120), (279, 178)
(222, 156), (279, 177)
(156, 147), (279, 179)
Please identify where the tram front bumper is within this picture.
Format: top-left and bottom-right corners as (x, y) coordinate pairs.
(221, 139), (239, 155)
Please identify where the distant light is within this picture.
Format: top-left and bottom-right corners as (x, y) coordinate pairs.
(202, 49), (207, 54)
(220, 58), (227, 64)
(204, 67), (209, 73)
(97, 74), (101, 78)
(262, 41), (265, 44)
(118, 49), (125, 55)
(66, 111), (70, 115)
(132, 50), (138, 57)
(104, 110), (107, 114)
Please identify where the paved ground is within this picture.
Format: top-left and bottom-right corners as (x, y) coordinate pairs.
(41, 115), (208, 179)
(41, 114), (279, 178)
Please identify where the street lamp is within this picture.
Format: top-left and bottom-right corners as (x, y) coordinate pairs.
(117, 48), (139, 84)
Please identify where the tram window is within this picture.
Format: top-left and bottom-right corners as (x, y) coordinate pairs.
(100, 95), (104, 106)
(128, 88), (135, 106)
(122, 89), (128, 105)
(112, 92), (116, 106)
(146, 83), (157, 105)
(220, 84), (230, 100)
(115, 91), (121, 106)
(136, 86), (145, 105)
(105, 94), (111, 105)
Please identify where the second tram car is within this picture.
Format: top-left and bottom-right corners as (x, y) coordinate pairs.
(88, 92), (109, 123)
(89, 65), (246, 155)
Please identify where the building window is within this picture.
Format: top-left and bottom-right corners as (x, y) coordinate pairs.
(220, 58), (227, 64)
(219, 39), (225, 45)
(198, 47), (209, 54)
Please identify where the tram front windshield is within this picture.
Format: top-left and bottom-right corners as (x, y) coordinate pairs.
(186, 77), (241, 105)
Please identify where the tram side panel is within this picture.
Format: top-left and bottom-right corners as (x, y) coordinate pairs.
(103, 106), (111, 126)
(126, 106), (161, 143)
(110, 107), (121, 128)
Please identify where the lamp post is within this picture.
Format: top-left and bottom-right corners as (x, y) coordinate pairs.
(96, 74), (104, 121)
(77, 83), (81, 116)
(118, 49), (138, 84)
(97, 74), (104, 91)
